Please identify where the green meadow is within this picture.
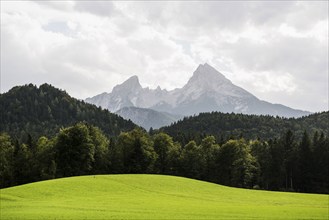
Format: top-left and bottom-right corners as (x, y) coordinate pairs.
(0, 175), (328, 219)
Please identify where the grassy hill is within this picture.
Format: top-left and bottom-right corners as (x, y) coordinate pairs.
(1, 175), (327, 219)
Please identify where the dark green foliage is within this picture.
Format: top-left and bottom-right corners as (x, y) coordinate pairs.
(267, 138), (286, 190)
(1, 125), (328, 193)
(0, 134), (15, 188)
(216, 139), (259, 188)
(1, 84), (328, 193)
(55, 123), (95, 176)
(199, 136), (219, 181)
(281, 130), (299, 190)
(180, 141), (203, 179)
(13, 142), (31, 185)
(35, 136), (56, 180)
(55, 123), (110, 177)
(250, 140), (271, 189)
(0, 83), (136, 141)
(161, 111), (329, 142)
(153, 133), (178, 174)
(298, 131), (313, 192)
(89, 126), (110, 174)
(312, 132), (329, 193)
(116, 128), (157, 174)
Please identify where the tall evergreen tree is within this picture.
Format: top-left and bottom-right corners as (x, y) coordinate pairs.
(199, 136), (219, 181)
(299, 131), (313, 192)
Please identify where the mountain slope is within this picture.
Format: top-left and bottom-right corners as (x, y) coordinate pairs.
(116, 106), (183, 130)
(86, 63), (310, 118)
(0, 83), (137, 140)
(161, 111), (329, 142)
(1, 175), (327, 220)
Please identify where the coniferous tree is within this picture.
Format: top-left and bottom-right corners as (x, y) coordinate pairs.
(299, 131), (313, 192)
(312, 132), (329, 193)
(199, 136), (219, 181)
(282, 130), (298, 191)
(250, 140), (270, 189)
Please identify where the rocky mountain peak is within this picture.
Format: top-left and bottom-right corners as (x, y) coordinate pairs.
(185, 63), (231, 90)
(86, 63), (310, 118)
(112, 75), (142, 94)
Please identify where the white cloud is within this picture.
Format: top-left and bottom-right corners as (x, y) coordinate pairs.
(1, 1), (328, 112)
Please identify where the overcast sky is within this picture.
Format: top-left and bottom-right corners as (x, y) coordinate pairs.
(1, 1), (328, 112)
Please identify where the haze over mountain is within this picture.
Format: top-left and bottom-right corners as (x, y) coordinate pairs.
(116, 107), (183, 130)
(86, 64), (310, 128)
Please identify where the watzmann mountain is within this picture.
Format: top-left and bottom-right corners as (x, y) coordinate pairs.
(86, 63), (310, 128)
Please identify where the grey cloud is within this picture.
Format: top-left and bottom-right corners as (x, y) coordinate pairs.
(128, 2), (250, 30)
(225, 36), (328, 82)
(128, 37), (177, 61)
(32, 1), (74, 11)
(246, 1), (296, 25)
(74, 1), (116, 17)
(221, 35), (328, 112)
(128, 1), (327, 36)
(129, 2), (297, 30)
(1, 22), (43, 93)
(286, 1), (329, 30)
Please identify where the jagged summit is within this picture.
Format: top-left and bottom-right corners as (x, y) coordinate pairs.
(112, 75), (142, 94)
(188, 63), (231, 87)
(86, 64), (310, 118)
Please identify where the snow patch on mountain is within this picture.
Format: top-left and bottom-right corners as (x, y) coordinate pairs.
(86, 63), (310, 119)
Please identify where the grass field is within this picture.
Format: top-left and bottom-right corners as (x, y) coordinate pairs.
(0, 174), (328, 219)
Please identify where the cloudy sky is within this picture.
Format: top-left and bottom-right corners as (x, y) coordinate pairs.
(1, 1), (328, 112)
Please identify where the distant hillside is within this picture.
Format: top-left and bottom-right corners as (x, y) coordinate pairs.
(116, 106), (183, 130)
(161, 111), (329, 143)
(0, 83), (137, 140)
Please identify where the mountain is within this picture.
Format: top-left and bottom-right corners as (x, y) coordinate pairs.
(86, 63), (310, 119)
(160, 111), (329, 144)
(116, 107), (183, 130)
(0, 83), (137, 140)
(85, 75), (171, 112)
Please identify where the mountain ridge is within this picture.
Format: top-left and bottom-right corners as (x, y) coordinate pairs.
(86, 63), (310, 121)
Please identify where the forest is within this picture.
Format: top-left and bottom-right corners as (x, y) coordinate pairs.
(1, 123), (328, 193)
(161, 111), (329, 145)
(0, 83), (136, 140)
(0, 84), (328, 193)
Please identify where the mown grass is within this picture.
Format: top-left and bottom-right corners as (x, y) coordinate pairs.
(0, 174), (328, 219)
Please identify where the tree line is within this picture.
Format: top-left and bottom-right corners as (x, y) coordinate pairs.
(1, 122), (328, 193)
(0, 83), (136, 141)
(161, 111), (329, 144)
